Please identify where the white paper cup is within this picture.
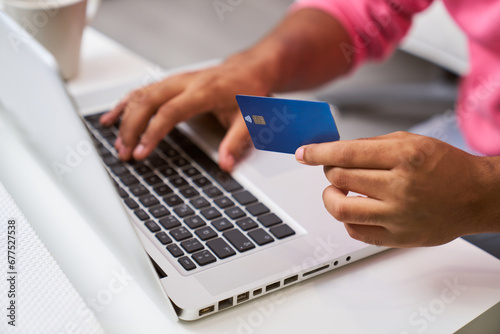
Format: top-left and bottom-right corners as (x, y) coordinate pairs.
(3, 0), (100, 80)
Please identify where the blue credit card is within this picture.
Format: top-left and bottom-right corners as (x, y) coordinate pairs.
(236, 95), (340, 154)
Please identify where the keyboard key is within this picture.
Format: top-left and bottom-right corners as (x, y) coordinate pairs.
(149, 205), (170, 218)
(172, 157), (189, 168)
(120, 174), (139, 186)
(168, 129), (242, 192)
(103, 134), (116, 145)
(167, 244), (184, 257)
(184, 215), (206, 229)
(195, 226), (218, 241)
(170, 176), (189, 188)
(164, 194), (184, 207)
(153, 183), (173, 196)
(204, 186), (222, 198)
(97, 144), (111, 157)
(139, 194), (160, 207)
(129, 184), (149, 197)
(127, 159), (140, 166)
(156, 232), (172, 245)
(85, 114), (102, 126)
(178, 256), (196, 271)
(134, 163), (152, 175)
(223, 229), (255, 252)
(159, 166), (178, 178)
(182, 167), (200, 178)
(159, 216), (181, 229)
(111, 165), (128, 176)
(99, 126), (114, 137)
(214, 196), (234, 209)
(144, 220), (160, 233)
(118, 187), (128, 198)
(212, 218), (233, 231)
(269, 224), (295, 239)
(190, 197), (210, 209)
(200, 207), (222, 220)
(103, 155), (120, 166)
(236, 217), (258, 231)
(258, 213), (282, 227)
(170, 226), (193, 241)
(225, 207), (246, 220)
(233, 191), (257, 205)
(147, 156), (168, 168)
(163, 148), (180, 159)
(192, 176), (211, 188)
(158, 142), (179, 158)
(248, 228), (274, 245)
(192, 250), (216, 266)
(134, 209), (149, 221)
(247, 203), (270, 216)
(102, 142), (121, 155)
(181, 238), (204, 253)
(213, 173), (242, 193)
(144, 173), (162, 185)
(174, 205), (195, 218)
(124, 198), (139, 209)
(100, 124), (115, 134)
(180, 186), (199, 198)
(207, 238), (236, 259)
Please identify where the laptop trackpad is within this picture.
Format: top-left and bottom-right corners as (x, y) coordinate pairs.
(193, 239), (310, 296)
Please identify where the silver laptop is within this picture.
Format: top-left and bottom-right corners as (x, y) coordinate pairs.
(0, 12), (386, 321)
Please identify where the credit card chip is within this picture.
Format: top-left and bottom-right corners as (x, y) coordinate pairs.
(252, 115), (266, 125)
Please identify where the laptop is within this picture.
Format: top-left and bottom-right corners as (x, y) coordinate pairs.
(0, 12), (386, 321)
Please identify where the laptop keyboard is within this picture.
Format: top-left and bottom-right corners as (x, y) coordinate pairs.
(84, 112), (296, 272)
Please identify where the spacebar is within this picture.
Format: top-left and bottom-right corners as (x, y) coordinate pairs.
(169, 128), (242, 192)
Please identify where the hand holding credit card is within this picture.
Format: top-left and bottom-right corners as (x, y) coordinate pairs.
(236, 95), (340, 154)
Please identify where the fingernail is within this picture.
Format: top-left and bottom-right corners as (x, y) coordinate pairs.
(133, 144), (146, 159)
(295, 146), (305, 164)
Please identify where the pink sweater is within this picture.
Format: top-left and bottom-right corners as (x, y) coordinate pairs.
(293, 0), (500, 156)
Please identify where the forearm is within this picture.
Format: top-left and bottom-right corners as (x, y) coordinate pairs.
(225, 8), (353, 94)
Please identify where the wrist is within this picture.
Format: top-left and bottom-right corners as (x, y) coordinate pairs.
(471, 156), (500, 234)
(224, 41), (286, 96)
(224, 8), (353, 95)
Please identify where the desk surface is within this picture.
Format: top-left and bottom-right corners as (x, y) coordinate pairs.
(0, 28), (499, 334)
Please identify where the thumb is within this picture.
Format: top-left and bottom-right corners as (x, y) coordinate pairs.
(218, 113), (252, 172)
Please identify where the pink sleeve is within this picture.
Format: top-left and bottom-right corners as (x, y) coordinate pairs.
(290, 0), (433, 68)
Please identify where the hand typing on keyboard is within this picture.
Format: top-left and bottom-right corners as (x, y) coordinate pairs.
(99, 57), (272, 172)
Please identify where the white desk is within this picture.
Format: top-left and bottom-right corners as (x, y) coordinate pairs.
(1, 28), (500, 334)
